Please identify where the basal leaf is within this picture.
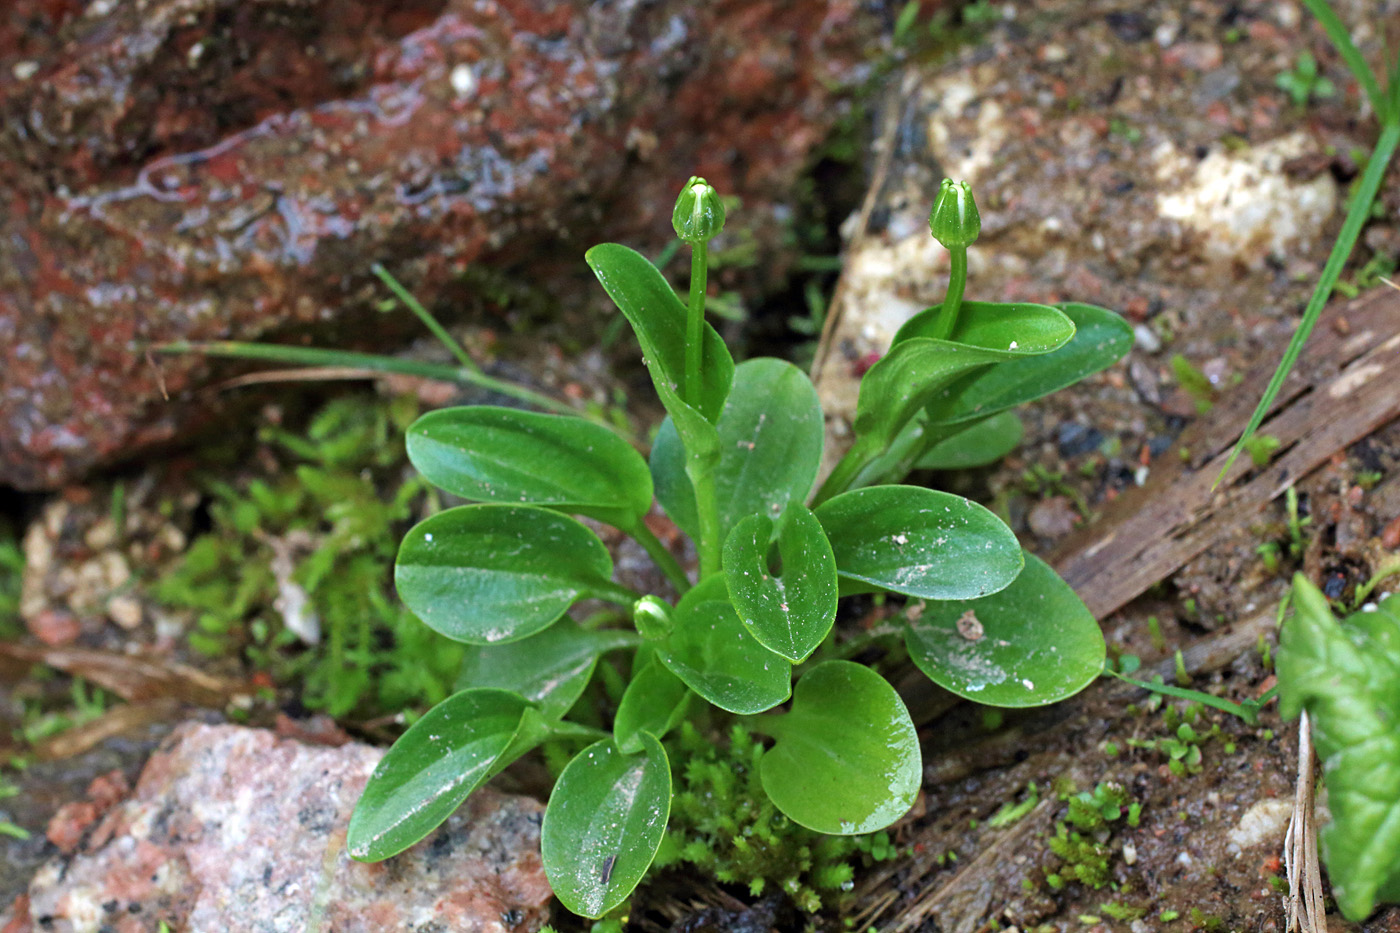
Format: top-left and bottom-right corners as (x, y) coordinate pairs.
(893, 299), (1075, 352)
(542, 736), (671, 919)
(652, 358), (825, 541)
(722, 506), (837, 662)
(814, 485), (1022, 600)
(348, 689), (534, 861)
(853, 300), (1073, 453)
(656, 575), (792, 714)
(396, 505), (633, 644)
(456, 619), (641, 720)
(1278, 576), (1400, 920)
(905, 552), (1104, 707)
(614, 658), (691, 753)
(587, 243), (733, 424)
(927, 303), (1133, 426)
(759, 661), (920, 834)
(406, 406), (653, 528)
(915, 411), (1023, 471)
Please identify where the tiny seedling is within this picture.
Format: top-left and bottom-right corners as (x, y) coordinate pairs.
(1276, 51), (1336, 107)
(347, 177), (1132, 918)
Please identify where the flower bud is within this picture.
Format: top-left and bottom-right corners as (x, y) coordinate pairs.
(633, 595), (673, 640)
(672, 176), (726, 244)
(928, 178), (980, 249)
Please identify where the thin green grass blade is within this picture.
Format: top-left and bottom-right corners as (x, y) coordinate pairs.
(160, 340), (585, 419)
(371, 263), (480, 373)
(1300, 0), (1386, 118)
(1218, 122), (1400, 484)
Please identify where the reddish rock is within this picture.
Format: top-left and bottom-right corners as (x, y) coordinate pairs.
(1028, 495), (1079, 540)
(3, 723), (551, 932)
(0, 0), (895, 489)
(23, 609), (80, 647)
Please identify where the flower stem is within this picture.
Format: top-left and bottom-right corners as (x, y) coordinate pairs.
(691, 466), (722, 579)
(930, 246), (967, 342)
(684, 241), (709, 408)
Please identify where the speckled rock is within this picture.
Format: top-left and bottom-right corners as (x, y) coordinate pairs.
(0, 0), (896, 490)
(0, 723), (551, 933)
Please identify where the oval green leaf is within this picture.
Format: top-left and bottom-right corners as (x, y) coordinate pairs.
(348, 688), (532, 861)
(542, 736), (672, 919)
(759, 661), (920, 834)
(722, 506), (837, 662)
(456, 619), (641, 720)
(893, 299), (1075, 353)
(406, 406), (653, 527)
(927, 303), (1133, 426)
(614, 658), (691, 753)
(916, 411), (1024, 471)
(656, 575), (792, 714)
(904, 552), (1105, 707)
(814, 485), (1022, 600)
(652, 358), (825, 541)
(396, 504), (630, 644)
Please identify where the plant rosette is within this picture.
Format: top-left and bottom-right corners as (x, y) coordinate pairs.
(349, 175), (1130, 919)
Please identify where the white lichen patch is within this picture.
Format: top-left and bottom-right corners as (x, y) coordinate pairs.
(1154, 132), (1337, 268)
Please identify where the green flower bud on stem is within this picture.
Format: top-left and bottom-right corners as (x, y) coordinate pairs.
(633, 595), (673, 640)
(928, 179), (980, 249)
(672, 176), (726, 244)
(928, 179), (978, 341)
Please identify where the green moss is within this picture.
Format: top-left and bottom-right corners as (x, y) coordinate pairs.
(655, 722), (899, 913)
(1044, 782), (1140, 892)
(151, 394), (463, 718)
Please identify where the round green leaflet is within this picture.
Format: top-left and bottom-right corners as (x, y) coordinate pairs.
(722, 506), (838, 663)
(656, 575), (792, 714)
(758, 661), (921, 835)
(542, 735), (672, 919)
(395, 504), (633, 644)
(348, 689), (538, 861)
(813, 485), (1023, 600)
(406, 406), (653, 527)
(904, 552), (1105, 707)
(651, 358), (826, 542)
(455, 619), (641, 720)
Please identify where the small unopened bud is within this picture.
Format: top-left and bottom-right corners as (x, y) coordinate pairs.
(928, 178), (980, 249)
(633, 595), (673, 640)
(672, 176), (726, 244)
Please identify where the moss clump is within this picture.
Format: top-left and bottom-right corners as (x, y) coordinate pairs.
(151, 394), (462, 717)
(654, 722), (899, 913)
(1045, 782), (1139, 891)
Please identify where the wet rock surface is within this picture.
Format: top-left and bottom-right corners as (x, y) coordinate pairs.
(0, 0), (893, 490)
(0, 722), (551, 933)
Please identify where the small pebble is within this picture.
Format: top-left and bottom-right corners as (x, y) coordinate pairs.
(108, 595), (143, 630)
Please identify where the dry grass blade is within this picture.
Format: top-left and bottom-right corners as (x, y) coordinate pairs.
(0, 643), (246, 707)
(1284, 711), (1325, 933)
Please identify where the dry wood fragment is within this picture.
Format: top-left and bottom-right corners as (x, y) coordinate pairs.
(1052, 287), (1400, 620)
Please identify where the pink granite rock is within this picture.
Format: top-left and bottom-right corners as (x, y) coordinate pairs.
(0, 722), (551, 933)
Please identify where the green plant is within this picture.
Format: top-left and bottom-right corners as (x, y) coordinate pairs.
(1278, 575), (1400, 919)
(653, 721), (898, 913)
(1044, 782), (1138, 890)
(1277, 51), (1337, 107)
(151, 395), (463, 717)
(347, 176), (1132, 918)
